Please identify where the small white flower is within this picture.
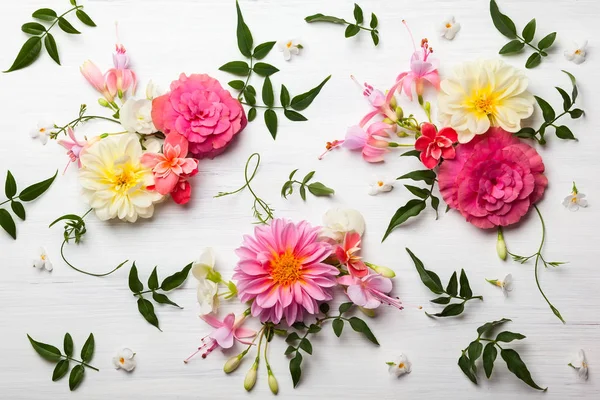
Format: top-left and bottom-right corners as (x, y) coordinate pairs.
(33, 247), (53, 271)
(30, 119), (54, 145)
(486, 274), (513, 296)
(563, 182), (588, 211)
(192, 248), (217, 280)
(320, 208), (366, 242)
(387, 354), (412, 377)
(277, 39), (302, 61)
(145, 80), (164, 100)
(192, 248), (221, 314)
(119, 98), (157, 134)
(569, 349), (588, 380)
(113, 348), (136, 372)
(197, 279), (219, 315)
(564, 41), (587, 65)
(368, 178), (394, 196)
(439, 16), (461, 40)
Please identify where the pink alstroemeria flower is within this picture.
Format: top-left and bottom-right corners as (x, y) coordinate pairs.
(415, 123), (458, 169)
(338, 273), (404, 310)
(80, 60), (115, 102)
(335, 231), (368, 278)
(184, 313), (256, 362)
(141, 133), (199, 201)
(57, 127), (98, 172)
(106, 43), (137, 98)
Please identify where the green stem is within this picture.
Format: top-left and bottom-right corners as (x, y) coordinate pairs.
(535, 111), (568, 136)
(341, 19), (377, 33)
(238, 57), (254, 102)
(42, 6), (83, 40)
(63, 355), (99, 371)
(60, 240), (127, 277)
(515, 34), (544, 54)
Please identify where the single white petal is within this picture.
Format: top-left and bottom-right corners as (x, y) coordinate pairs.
(122, 358), (136, 372)
(120, 348), (135, 360)
(283, 48), (291, 61)
(563, 195), (575, 207)
(44, 261), (53, 272)
(113, 356), (123, 369)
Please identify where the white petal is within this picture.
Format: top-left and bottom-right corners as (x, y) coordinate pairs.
(44, 261), (53, 272)
(113, 357), (122, 369)
(283, 49), (292, 61)
(122, 359), (136, 372)
(120, 348), (135, 360)
(578, 366), (588, 380)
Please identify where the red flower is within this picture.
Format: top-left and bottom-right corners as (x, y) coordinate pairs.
(414, 123), (458, 169)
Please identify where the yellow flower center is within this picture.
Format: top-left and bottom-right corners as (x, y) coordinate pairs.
(286, 41), (293, 48)
(40, 254), (46, 260)
(377, 181), (384, 187)
(475, 96), (494, 114)
(445, 23), (452, 28)
(107, 159), (145, 195)
(398, 363), (405, 369)
(269, 250), (302, 286)
(575, 49), (582, 55)
(571, 196), (578, 203)
(119, 357), (125, 364)
(39, 128), (46, 133)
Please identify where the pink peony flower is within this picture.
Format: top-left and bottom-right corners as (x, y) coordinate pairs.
(335, 231), (368, 278)
(414, 123), (458, 169)
(233, 219), (338, 325)
(338, 272), (403, 310)
(151, 74), (247, 159)
(438, 128), (548, 229)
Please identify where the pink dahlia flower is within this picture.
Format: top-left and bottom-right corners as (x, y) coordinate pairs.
(438, 128), (548, 229)
(151, 73), (247, 159)
(233, 219), (338, 325)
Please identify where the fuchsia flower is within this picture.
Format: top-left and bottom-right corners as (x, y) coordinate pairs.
(80, 61), (115, 102)
(343, 121), (392, 163)
(106, 43), (137, 98)
(335, 231), (368, 278)
(57, 127), (99, 172)
(438, 128), (548, 229)
(338, 273), (404, 310)
(185, 313), (256, 361)
(233, 219), (338, 325)
(151, 73), (247, 159)
(140, 133), (199, 204)
(351, 75), (398, 123)
(414, 123), (458, 169)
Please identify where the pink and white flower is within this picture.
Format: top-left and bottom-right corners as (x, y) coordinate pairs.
(338, 272), (403, 310)
(335, 231), (368, 278)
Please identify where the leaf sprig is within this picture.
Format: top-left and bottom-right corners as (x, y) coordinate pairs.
(128, 262), (192, 331)
(49, 104), (121, 140)
(6, 0), (96, 73)
(281, 169), (335, 200)
(516, 71), (584, 144)
(220, 1), (330, 139)
(458, 318), (547, 391)
(490, 0), (556, 68)
(305, 3), (380, 46)
(0, 170), (57, 239)
(406, 249), (482, 317)
(28, 333), (97, 391)
(285, 302), (378, 387)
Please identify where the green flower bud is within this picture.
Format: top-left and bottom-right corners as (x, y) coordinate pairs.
(98, 98), (110, 108)
(395, 106), (404, 120)
(382, 117), (394, 125)
(496, 228), (507, 261)
(268, 371), (279, 394)
(244, 362), (258, 391)
(358, 307), (376, 317)
(223, 355), (242, 374)
(371, 264), (396, 278)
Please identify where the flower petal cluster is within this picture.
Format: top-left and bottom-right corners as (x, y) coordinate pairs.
(414, 123), (458, 169)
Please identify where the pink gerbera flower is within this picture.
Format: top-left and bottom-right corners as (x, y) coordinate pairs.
(233, 219), (339, 325)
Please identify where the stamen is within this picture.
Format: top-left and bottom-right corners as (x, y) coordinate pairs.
(318, 140), (344, 160)
(402, 20), (417, 52)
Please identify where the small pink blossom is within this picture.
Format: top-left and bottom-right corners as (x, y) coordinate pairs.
(335, 231), (368, 278)
(414, 123), (458, 169)
(80, 61), (114, 102)
(106, 43), (137, 98)
(57, 127), (99, 172)
(338, 273), (403, 310)
(351, 75), (397, 123)
(343, 122), (392, 163)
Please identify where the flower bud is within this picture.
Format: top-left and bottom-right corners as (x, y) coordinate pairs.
(382, 117), (394, 125)
(370, 264), (396, 278)
(223, 355), (242, 374)
(359, 307), (376, 317)
(496, 228), (507, 261)
(98, 98), (110, 108)
(389, 94), (398, 109)
(244, 362), (258, 391)
(268, 371), (279, 394)
(395, 106), (404, 120)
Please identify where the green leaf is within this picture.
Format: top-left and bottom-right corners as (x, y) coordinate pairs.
(138, 298), (161, 330)
(499, 40), (524, 54)
(5, 171), (17, 198)
(477, 318), (512, 336)
(339, 302), (353, 314)
(489, 0), (517, 39)
(459, 269), (473, 298)
(32, 8), (57, 22)
(446, 271), (458, 297)
(307, 182), (335, 196)
(69, 364), (84, 391)
(57, 17), (81, 34)
(264, 109), (278, 139)
(290, 353), (303, 387)
(345, 24), (360, 38)
(555, 125), (576, 140)
(349, 317), (379, 345)
(318, 303), (330, 314)
(11, 201), (26, 221)
(353, 3), (364, 24)
(44, 33), (60, 65)
(235, 0), (253, 58)
(501, 349), (547, 391)
(304, 14), (346, 24)
(280, 85), (291, 108)
(63, 333), (74, 357)
(537, 32), (556, 50)
(160, 263), (192, 291)
(289, 169), (299, 180)
(228, 80), (245, 90)
(397, 169), (436, 185)
(262, 76), (274, 107)
(483, 342), (498, 378)
(430, 195), (440, 218)
(522, 19), (536, 43)
(405, 248), (444, 295)
(247, 107), (257, 122)
(534, 96), (555, 122)
(148, 266), (159, 290)
(400, 149), (421, 158)
(525, 53), (542, 69)
(128, 263), (144, 293)
(562, 70), (578, 101)
(371, 31), (380, 46)
(18, 170), (57, 201)
(21, 22), (46, 35)
(0, 209), (16, 239)
(52, 359), (69, 381)
(431, 296), (451, 304)
(27, 334), (61, 362)
(299, 185), (306, 201)
(302, 171), (315, 184)
(290, 75), (331, 111)
(152, 292), (181, 308)
(468, 340), (483, 361)
(515, 127), (536, 139)
(80, 333), (94, 362)
(299, 338), (313, 354)
(496, 331), (526, 343)
(75, 10), (96, 27)
(219, 61), (250, 76)
(382, 199), (426, 241)
(286, 332), (300, 343)
(458, 354), (477, 384)
(332, 318), (344, 337)
(284, 110), (308, 121)
(253, 41), (276, 60)
(432, 303), (465, 317)
(370, 13), (378, 29)
(555, 87), (572, 112)
(4, 37), (42, 73)
(253, 62), (279, 77)
(404, 185), (429, 199)
(284, 345), (296, 355)
(569, 109), (584, 119)
(70, 0), (77, 5)
(244, 88), (256, 105)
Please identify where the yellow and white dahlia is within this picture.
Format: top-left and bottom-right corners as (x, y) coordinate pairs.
(79, 134), (162, 222)
(438, 59), (535, 143)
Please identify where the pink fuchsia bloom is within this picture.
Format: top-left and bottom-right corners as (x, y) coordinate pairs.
(344, 121), (392, 163)
(57, 127), (99, 172)
(185, 313), (256, 362)
(140, 133), (199, 198)
(414, 123), (458, 169)
(233, 219), (338, 325)
(151, 73), (247, 159)
(351, 75), (398, 123)
(338, 273), (404, 310)
(335, 231), (368, 278)
(106, 43), (137, 98)
(80, 61), (115, 102)
(438, 128), (548, 229)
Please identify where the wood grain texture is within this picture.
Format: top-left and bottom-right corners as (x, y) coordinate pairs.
(0, 0), (598, 398)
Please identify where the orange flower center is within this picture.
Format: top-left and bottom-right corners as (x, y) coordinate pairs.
(270, 250), (302, 286)
(119, 357), (125, 364)
(398, 363), (405, 369)
(39, 128), (46, 133)
(575, 49), (582, 55)
(287, 41), (293, 48)
(377, 181), (384, 187)
(445, 23), (452, 28)
(475, 97), (494, 114)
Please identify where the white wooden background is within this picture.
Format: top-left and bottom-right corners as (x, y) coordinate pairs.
(0, 0), (598, 398)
